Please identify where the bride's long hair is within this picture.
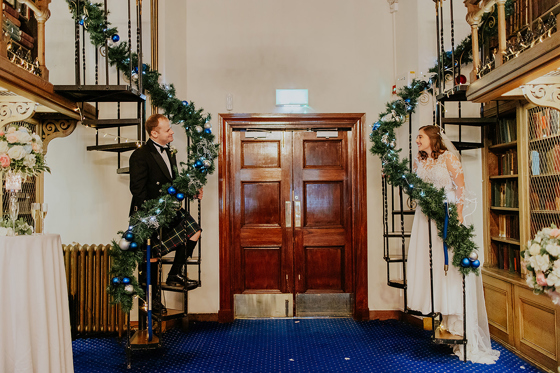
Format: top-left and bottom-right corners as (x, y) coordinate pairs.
(418, 125), (447, 160)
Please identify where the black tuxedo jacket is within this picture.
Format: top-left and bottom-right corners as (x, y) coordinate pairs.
(129, 139), (177, 216)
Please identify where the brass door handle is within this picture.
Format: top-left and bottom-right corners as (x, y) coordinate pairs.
(285, 201), (292, 228)
(294, 201), (301, 227)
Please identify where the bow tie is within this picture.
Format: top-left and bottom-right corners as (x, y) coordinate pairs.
(154, 143), (169, 153)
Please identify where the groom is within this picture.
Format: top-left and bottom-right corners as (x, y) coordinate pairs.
(129, 113), (202, 289)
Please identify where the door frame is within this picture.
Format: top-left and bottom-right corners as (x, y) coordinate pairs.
(218, 113), (368, 322)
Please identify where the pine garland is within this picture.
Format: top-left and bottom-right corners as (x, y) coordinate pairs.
(66, 1), (219, 312)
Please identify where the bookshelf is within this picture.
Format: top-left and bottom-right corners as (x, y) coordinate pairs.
(486, 109), (522, 276)
(527, 105), (560, 237)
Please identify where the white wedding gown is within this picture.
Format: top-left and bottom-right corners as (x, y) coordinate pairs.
(406, 151), (500, 364)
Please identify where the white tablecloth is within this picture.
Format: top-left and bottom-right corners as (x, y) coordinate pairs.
(0, 234), (74, 373)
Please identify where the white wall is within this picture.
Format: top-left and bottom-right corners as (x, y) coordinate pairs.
(44, 0), (484, 315)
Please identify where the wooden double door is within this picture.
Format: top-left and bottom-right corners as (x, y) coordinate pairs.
(233, 129), (352, 296)
(219, 114), (368, 321)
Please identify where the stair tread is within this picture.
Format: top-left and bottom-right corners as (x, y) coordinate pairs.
(54, 84), (146, 103)
(87, 142), (139, 152)
(117, 167), (130, 174)
(83, 118), (141, 128)
(453, 141), (484, 150)
(436, 85), (468, 102)
(442, 117), (496, 126)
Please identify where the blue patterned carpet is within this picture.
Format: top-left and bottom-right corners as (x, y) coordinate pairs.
(73, 319), (541, 372)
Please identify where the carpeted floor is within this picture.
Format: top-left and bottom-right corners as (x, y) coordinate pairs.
(72, 318), (541, 372)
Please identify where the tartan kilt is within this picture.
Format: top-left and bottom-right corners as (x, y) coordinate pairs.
(158, 208), (201, 256)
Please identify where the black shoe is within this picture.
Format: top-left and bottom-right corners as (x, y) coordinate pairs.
(166, 274), (186, 287)
(146, 299), (167, 315)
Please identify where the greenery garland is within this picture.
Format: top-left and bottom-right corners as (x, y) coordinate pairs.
(370, 1), (515, 277)
(66, 1), (219, 312)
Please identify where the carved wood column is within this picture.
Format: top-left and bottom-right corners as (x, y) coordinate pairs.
(496, 0), (507, 67)
(0, 6), (6, 58)
(19, 0), (50, 80)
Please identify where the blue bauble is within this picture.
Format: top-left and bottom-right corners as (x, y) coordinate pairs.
(176, 193), (185, 201)
(194, 160), (203, 168)
(471, 260), (481, 268)
(133, 66), (138, 73)
(111, 34), (120, 42)
(122, 277), (131, 284)
(201, 168), (207, 173)
(182, 100), (189, 106)
(204, 128), (212, 134)
(167, 186), (177, 195)
(461, 258), (471, 267)
(129, 242), (138, 250)
(142, 63), (148, 71)
(79, 18), (84, 25)
(112, 277), (121, 285)
(372, 121), (381, 131)
(124, 231), (134, 241)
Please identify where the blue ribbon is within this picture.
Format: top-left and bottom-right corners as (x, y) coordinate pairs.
(443, 202), (449, 274)
(147, 240), (153, 341)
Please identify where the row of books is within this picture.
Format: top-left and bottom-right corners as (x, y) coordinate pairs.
(530, 189), (560, 211)
(494, 117), (517, 145)
(497, 214), (520, 240)
(497, 149), (518, 176)
(2, 2), (34, 50)
(530, 145), (560, 175)
(491, 180), (519, 208)
(530, 106), (560, 140)
(494, 243), (521, 275)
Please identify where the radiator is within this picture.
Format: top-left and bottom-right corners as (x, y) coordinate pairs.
(62, 243), (126, 338)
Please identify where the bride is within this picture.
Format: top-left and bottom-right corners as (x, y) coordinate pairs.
(406, 125), (500, 364)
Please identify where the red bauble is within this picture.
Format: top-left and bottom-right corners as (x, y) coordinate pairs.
(455, 74), (467, 84)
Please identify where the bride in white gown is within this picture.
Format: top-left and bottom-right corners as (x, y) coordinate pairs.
(406, 125), (500, 364)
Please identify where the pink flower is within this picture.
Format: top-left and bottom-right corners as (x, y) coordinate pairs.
(0, 131), (5, 136)
(0, 154), (10, 168)
(550, 228), (560, 238)
(536, 271), (548, 286)
(6, 133), (18, 143)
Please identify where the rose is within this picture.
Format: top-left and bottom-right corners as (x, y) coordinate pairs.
(6, 133), (18, 143)
(537, 271), (548, 286)
(535, 255), (551, 272)
(18, 127), (29, 133)
(31, 142), (42, 152)
(547, 272), (560, 288)
(0, 154), (10, 168)
(17, 131), (32, 144)
(8, 146), (26, 160)
(551, 229), (560, 239)
(0, 131), (5, 136)
(547, 244), (560, 257)
(529, 243), (542, 256)
(7, 126), (16, 134)
(23, 154), (35, 168)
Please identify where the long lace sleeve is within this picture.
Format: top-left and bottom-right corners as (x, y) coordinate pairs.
(445, 152), (465, 217)
(412, 155), (419, 174)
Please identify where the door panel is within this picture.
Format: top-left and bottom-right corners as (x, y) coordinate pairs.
(233, 131), (293, 294)
(293, 131), (352, 294)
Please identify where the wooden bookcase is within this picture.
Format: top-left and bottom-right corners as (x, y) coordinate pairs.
(482, 101), (560, 372)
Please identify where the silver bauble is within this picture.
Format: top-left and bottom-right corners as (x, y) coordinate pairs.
(468, 251), (479, 261)
(381, 134), (389, 144)
(119, 237), (131, 250)
(131, 72), (138, 82)
(204, 122), (212, 129)
(202, 159), (212, 168)
(195, 126), (203, 133)
(390, 140), (396, 148)
(124, 284), (134, 294)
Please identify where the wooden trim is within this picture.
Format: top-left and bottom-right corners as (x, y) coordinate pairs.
(218, 113), (368, 322)
(189, 313), (219, 322)
(467, 32), (560, 103)
(369, 310), (402, 321)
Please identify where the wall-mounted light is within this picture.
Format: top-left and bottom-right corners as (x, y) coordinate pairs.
(276, 89), (308, 106)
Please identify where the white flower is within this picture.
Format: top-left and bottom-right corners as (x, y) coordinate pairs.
(554, 260), (560, 269)
(535, 255), (551, 272)
(7, 126), (16, 134)
(0, 141), (9, 154)
(535, 236), (542, 243)
(547, 273), (560, 288)
(18, 127), (29, 133)
(547, 244), (560, 257)
(8, 146), (26, 160)
(526, 273), (535, 287)
(543, 228), (552, 237)
(17, 131), (32, 144)
(23, 154), (35, 168)
(529, 243), (541, 256)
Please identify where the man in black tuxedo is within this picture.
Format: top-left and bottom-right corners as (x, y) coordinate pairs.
(129, 113), (202, 289)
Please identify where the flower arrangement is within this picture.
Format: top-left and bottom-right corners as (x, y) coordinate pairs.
(0, 125), (49, 177)
(523, 224), (560, 304)
(0, 217), (32, 236)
